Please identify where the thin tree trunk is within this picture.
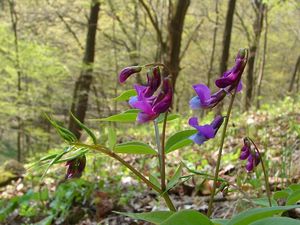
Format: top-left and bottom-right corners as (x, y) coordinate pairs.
(245, 1), (265, 110)
(216, 0), (236, 115)
(8, 0), (22, 162)
(69, 0), (100, 139)
(288, 55), (300, 92)
(164, 0), (190, 88)
(256, 7), (268, 109)
(207, 0), (219, 88)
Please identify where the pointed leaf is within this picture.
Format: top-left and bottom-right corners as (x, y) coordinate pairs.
(160, 210), (212, 225)
(250, 217), (300, 225)
(114, 141), (157, 154)
(70, 112), (97, 144)
(157, 113), (180, 123)
(165, 130), (197, 154)
(273, 190), (291, 201)
(252, 198), (278, 207)
(149, 174), (161, 188)
(166, 164), (183, 191)
(113, 89), (137, 101)
(286, 190), (300, 205)
(211, 219), (229, 225)
(96, 111), (138, 122)
(115, 211), (174, 224)
(108, 127), (117, 150)
(227, 205), (300, 225)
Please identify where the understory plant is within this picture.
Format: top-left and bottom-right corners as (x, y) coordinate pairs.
(36, 48), (300, 225)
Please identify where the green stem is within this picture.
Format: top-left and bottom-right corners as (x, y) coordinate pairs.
(207, 85), (239, 217)
(74, 143), (176, 211)
(161, 112), (168, 190)
(153, 116), (176, 211)
(248, 138), (272, 207)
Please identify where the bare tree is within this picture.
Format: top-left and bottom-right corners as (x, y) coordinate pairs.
(288, 55), (300, 92)
(256, 6), (268, 109)
(69, 0), (100, 139)
(245, 0), (265, 110)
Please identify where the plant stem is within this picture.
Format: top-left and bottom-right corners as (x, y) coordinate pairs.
(207, 85), (239, 217)
(248, 138), (272, 207)
(74, 143), (176, 211)
(153, 116), (176, 211)
(161, 112), (168, 190)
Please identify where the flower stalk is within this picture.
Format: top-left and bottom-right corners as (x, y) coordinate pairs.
(248, 137), (272, 207)
(207, 82), (239, 217)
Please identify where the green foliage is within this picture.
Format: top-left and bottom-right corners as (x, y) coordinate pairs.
(165, 129), (196, 153)
(113, 89), (137, 101)
(114, 141), (157, 154)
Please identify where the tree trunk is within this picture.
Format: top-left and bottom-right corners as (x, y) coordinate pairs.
(164, 0), (190, 88)
(69, 0), (100, 139)
(256, 7), (268, 109)
(9, 0), (22, 162)
(216, 0), (236, 115)
(288, 55), (300, 92)
(245, 0), (265, 110)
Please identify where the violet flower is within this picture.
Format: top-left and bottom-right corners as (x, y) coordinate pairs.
(129, 78), (173, 123)
(119, 66), (142, 83)
(239, 138), (260, 172)
(188, 115), (224, 145)
(65, 155), (86, 179)
(215, 49), (247, 90)
(189, 84), (227, 109)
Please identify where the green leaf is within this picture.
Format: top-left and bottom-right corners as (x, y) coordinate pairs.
(96, 111), (138, 122)
(227, 205), (300, 225)
(160, 210), (212, 225)
(113, 89), (136, 101)
(108, 127), (117, 150)
(273, 190), (291, 200)
(288, 184), (300, 192)
(45, 114), (77, 142)
(211, 219), (229, 225)
(165, 130), (196, 154)
(166, 164), (183, 191)
(157, 113), (180, 123)
(115, 211), (174, 224)
(114, 141), (157, 154)
(252, 198), (278, 207)
(70, 112), (97, 144)
(250, 217), (300, 225)
(286, 190), (300, 205)
(149, 174), (161, 188)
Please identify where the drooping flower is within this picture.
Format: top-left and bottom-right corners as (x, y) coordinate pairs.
(119, 66), (142, 83)
(189, 84), (227, 109)
(188, 115), (224, 145)
(129, 77), (173, 123)
(65, 155), (86, 179)
(239, 138), (260, 172)
(215, 49), (247, 90)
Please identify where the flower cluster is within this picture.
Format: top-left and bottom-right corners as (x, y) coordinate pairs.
(239, 138), (260, 172)
(188, 49), (248, 145)
(119, 66), (173, 123)
(190, 49), (247, 110)
(65, 155), (86, 179)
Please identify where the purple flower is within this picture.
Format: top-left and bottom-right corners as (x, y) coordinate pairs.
(215, 49), (247, 90)
(130, 78), (173, 123)
(65, 155), (86, 179)
(143, 66), (161, 98)
(189, 84), (227, 109)
(119, 66), (142, 83)
(188, 115), (224, 145)
(239, 138), (260, 172)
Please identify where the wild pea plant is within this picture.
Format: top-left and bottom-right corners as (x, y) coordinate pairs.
(40, 48), (300, 225)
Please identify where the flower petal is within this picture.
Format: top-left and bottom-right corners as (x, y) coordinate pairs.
(189, 133), (207, 145)
(193, 84), (211, 103)
(198, 125), (215, 138)
(189, 96), (202, 110)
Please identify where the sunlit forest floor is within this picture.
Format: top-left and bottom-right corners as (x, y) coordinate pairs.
(0, 96), (299, 224)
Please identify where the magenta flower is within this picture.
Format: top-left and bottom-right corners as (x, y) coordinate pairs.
(239, 138), (260, 172)
(215, 49), (247, 90)
(129, 78), (173, 123)
(143, 66), (161, 98)
(189, 84), (227, 109)
(188, 115), (224, 145)
(65, 155), (86, 179)
(119, 66), (142, 83)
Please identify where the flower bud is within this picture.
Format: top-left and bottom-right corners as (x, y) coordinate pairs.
(119, 66), (142, 83)
(143, 66), (161, 98)
(65, 155), (86, 179)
